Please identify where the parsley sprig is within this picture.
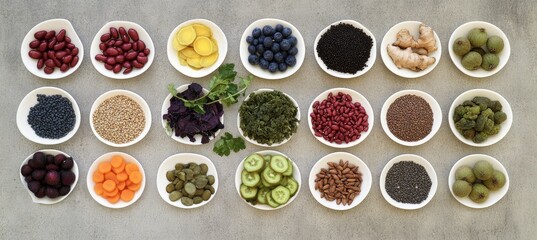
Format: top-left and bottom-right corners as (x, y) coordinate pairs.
(213, 132), (246, 156)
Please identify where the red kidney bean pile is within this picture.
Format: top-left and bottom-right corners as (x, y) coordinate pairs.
(95, 27), (150, 74)
(28, 29), (80, 74)
(310, 92), (369, 144)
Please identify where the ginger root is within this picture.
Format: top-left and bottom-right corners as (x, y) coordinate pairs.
(387, 45), (436, 71)
(416, 24), (437, 54)
(392, 24), (437, 54)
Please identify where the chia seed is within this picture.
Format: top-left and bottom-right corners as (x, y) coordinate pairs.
(385, 161), (431, 204)
(316, 22), (373, 74)
(387, 94), (433, 142)
(27, 94), (76, 139)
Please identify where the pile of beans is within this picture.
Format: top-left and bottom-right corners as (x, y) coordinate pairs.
(314, 160), (362, 206)
(28, 29), (80, 74)
(95, 27), (150, 74)
(92, 95), (145, 144)
(310, 92), (369, 144)
(385, 161), (431, 204)
(386, 94), (433, 142)
(28, 94), (76, 139)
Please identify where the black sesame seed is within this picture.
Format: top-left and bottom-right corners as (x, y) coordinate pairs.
(27, 94), (76, 139)
(385, 161), (431, 204)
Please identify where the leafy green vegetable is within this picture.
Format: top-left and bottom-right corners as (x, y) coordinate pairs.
(213, 132), (246, 156)
(168, 63), (252, 114)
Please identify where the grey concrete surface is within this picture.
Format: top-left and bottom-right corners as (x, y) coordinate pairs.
(1, 0), (536, 239)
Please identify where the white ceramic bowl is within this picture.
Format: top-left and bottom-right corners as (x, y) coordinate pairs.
(448, 21), (510, 78)
(240, 18), (305, 80)
(157, 153), (219, 209)
(379, 154), (438, 210)
(17, 87), (81, 145)
(87, 152), (145, 208)
(308, 152), (372, 210)
(90, 21), (155, 79)
(308, 88), (373, 148)
(380, 21), (441, 78)
(161, 84), (224, 145)
(314, 20), (377, 78)
(448, 154), (509, 208)
(21, 19), (84, 79)
(20, 149), (79, 204)
(167, 19), (228, 78)
(237, 89), (301, 147)
(90, 89), (152, 147)
(235, 150), (301, 210)
(448, 89), (512, 147)
(380, 89), (442, 146)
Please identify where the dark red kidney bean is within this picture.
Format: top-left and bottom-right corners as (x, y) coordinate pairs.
(110, 27), (119, 39)
(70, 56), (79, 66)
(121, 34), (129, 42)
(127, 28), (139, 41)
(64, 36), (71, 43)
(37, 59), (45, 69)
(45, 59), (55, 68)
(65, 49), (71, 55)
(47, 51), (56, 60)
(122, 61), (132, 69)
(62, 55), (72, 64)
(132, 60), (143, 68)
(143, 48), (150, 56)
(100, 33), (111, 42)
(113, 64), (122, 73)
(123, 68), (132, 74)
(107, 40), (116, 46)
(132, 42), (138, 51)
(54, 58), (62, 67)
(38, 42), (47, 52)
(106, 57), (116, 65)
(115, 55), (125, 63)
(43, 52), (48, 60)
(53, 42), (65, 51)
(34, 30), (47, 40)
(70, 47), (79, 56)
(56, 29), (66, 41)
(44, 67), (54, 74)
(116, 48), (123, 55)
(114, 40), (123, 47)
(136, 55), (148, 64)
(99, 43), (107, 51)
(44, 31), (56, 40)
(121, 43), (132, 51)
(29, 40), (40, 49)
(28, 50), (42, 59)
(47, 38), (57, 49)
(95, 54), (106, 62)
(66, 43), (75, 49)
(60, 64), (69, 72)
(119, 27), (126, 35)
(55, 51), (67, 59)
(125, 51), (137, 60)
(105, 48), (119, 56)
(104, 63), (113, 70)
(137, 40), (145, 51)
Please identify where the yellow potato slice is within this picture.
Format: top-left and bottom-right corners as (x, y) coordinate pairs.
(173, 37), (187, 51)
(211, 38), (218, 53)
(178, 51), (188, 60)
(179, 56), (188, 66)
(187, 57), (202, 69)
(180, 47), (200, 58)
(177, 25), (197, 45)
(192, 24), (212, 37)
(200, 52), (219, 67)
(193, 37), (213, 56)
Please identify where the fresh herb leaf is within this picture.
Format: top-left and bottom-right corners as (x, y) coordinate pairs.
(213, 132), (246, 156)
(168, 83), (178, 97)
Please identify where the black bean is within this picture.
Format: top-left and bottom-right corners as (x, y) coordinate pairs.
(385, 161), (431, 204)
(27, 94), (76, 139)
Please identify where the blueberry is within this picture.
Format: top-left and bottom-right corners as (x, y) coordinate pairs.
(258, 35), (265, 44)
(287, 36), (297, 46)
(259, 58), (269, 69)
(280, 39), (291, 51)
(274, 52), (284, 63)
(263, 37), (273, 48)
(263, 25), (275, 36)
(246, 36), (254, 44)
(273, 32), (283, 42)
(256, 44), (265, 55)
(288, 46), (298, 56)
(271, 43), (280, 53)
(252, 28), (261, 38)
(252, 39), (259, 46)
(248, 54), (259, 65)
(248, 45), (256, 54)
(275, 24), (284, 32)
(281, 51), (288, 58)
(278, 62), (288, 72)
(268, 62), (278, 73)
(285, 55), (297, 67)
(263, 50), (274, 61)
(282, 27), (292, 37)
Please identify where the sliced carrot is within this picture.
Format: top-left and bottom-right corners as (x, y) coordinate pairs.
(112, 161), (126, 174)
(127, 182), (141, 191)
(103, 188), (119, 197)
(93, 171), (104, 183)
(110, 155), (124, 168)
(129, 171), (143, 184)
(102, 179), (116, 192)
(98, 162), (112, 173)
(126, 179), (132, 186)
(106, 194), (120, 203)
(94, 183), (104, 195)
(104, 172), (119, 184)
(116, 172), (128, 182)
(125, 163), (139, 175)
(117, 181), (126, 190)
(120, 189), (135, 202)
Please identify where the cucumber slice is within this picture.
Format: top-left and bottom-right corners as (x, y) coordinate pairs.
(271, 186), (291, 204)
(241, 170), (260, 187)
(282, 159), (293, 176)
(262, 166), (282, 184)
(261, 177), (273, 188)
(244, 154), (265, 173)
(279, 176), (289, 186)
(240, 184), (258, 199)
(263, 154), (271, 163)
(284, 178), (299, 196)
(257, 187), (270, 204)
(266, 191), (281, 208)
(270, 155), (289, 173)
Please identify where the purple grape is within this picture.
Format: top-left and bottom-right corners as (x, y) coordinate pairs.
(31, 169), (46, 181)
(21, 164), (33, 177)
(28, 181), (41, 194)
(61, 171), (76, 185)
(59, 186), (71, 196)
(24, 176), (33, 183)
(61, 158), (74, 170)
(46, 187), (60, 198)
(46, 164), (59, 171)
(35, 187), (46, 198)
(44, 171), (60, 186)
(54, 154), (66, 166)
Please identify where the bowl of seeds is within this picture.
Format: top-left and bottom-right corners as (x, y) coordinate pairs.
(90, 89), (151, 147)
(380, 89), (442, 146)
(380, 154), (438, 210)
(17, 86), (81, 145)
